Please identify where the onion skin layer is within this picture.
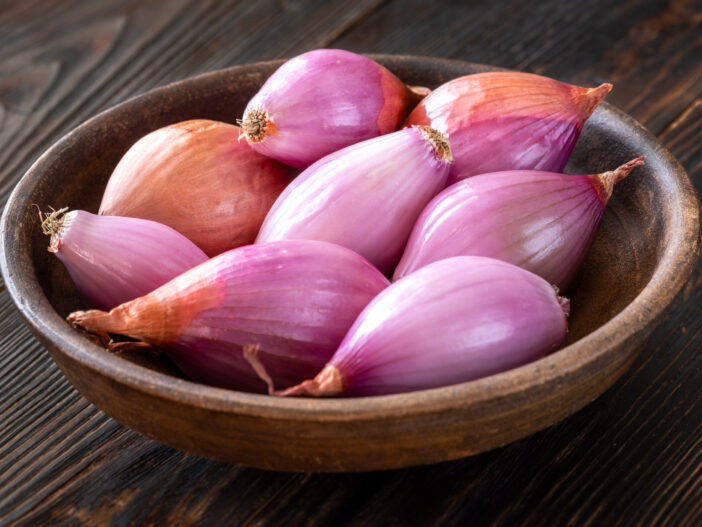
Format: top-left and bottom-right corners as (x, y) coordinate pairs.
(99, 120), (293, 257)
(280, 256), (569, 397)
(405, 72), (612, 185)
(240, 49), (420, 169)
(256, 126), (452, 274)
(68, 240), (390, 393)
(46, 210), (207, 311)
(394, 158), (645, 288)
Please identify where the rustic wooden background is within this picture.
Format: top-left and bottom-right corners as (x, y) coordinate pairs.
(1, 0), (701, 525)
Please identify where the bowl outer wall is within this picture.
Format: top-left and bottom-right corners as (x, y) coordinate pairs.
(1, 56), (699, 472)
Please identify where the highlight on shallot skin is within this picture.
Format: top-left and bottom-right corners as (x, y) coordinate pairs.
(394, 157), (646, 288)
(405, 71), (612, 185)
(275, 256), (570, 397)
(40, 208), (208, 311)
(67, 240), (390, 393)
(99, 119), (293, 257)
(238, 49), (422, 169)
(256, 125), (453, 274)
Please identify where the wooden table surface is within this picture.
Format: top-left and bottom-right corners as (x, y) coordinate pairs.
(1, 1), (701, 525)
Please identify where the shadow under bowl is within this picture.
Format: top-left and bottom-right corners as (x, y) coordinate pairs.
(1, 56), (699, 472)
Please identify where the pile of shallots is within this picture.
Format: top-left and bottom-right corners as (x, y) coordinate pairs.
(45, 49), (644, 397)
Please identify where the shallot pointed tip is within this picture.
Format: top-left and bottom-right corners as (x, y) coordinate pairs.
(68, 306), (135, 337)
(274, 364), (344, 397)
(107, 340), (161, 356)
(614, 156), (646, 175)
(68, 309), (115, 334)
(581, 82), (613, 118)
(239, 108), (275, 143)
(67, 309), (90, 327)
(595, 156), (646, 202)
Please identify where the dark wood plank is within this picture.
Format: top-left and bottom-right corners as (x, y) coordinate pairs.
(661, 97), (702, 184)
(0, 0), (386, 205)
(1, 0), (701, 525)
(0, 0), (385, 524)
(332, 0), (702, 134)
(244, 1), (702, 524)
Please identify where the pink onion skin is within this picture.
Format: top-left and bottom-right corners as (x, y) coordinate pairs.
(256, 126), (452, 274)
(405, 72), (612, 185)
(68, 240), (390, 393)
(45, 210), (208, 311)
(240, 49), (420, 169)
(394, 158), (645, 288)
(281, 256), (569, 397)
(99, 120), (293, 257)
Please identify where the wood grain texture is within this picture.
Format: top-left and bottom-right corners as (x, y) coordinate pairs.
(0, 0), (700, 525)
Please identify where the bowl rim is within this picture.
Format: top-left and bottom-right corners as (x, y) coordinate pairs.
(1, 55), (699, 422)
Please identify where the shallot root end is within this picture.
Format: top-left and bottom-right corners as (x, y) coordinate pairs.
(107, 340), (161, 356)
(558, 296), (571, 319)
(38, 205), (69, 252)
(238, 108), (275, 142)
(416, 125), (453, 163)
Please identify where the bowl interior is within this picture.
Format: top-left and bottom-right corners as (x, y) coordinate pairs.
(3, 57), (690, 386)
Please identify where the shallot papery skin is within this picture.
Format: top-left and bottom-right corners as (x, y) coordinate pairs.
(68, 240), (390, 393)
(239, 49), (420, 169)
(280, 256), (569, 397)
(405, 72), (612, 185)
(99, 119), (292, 257)
(41, 209), (207, 311)
(394, 157), (645, 288)
(256, 126), (452, 274)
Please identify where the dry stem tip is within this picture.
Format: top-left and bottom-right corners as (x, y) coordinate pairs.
(67, 307), (132, 337)
(107, 340), (161, 356)
(558, 296), (571, 319)
(596, 156), (646, 201)
(581, 82), (613, 117)
(275, 364), (344, 397)
(243, 344), (277, 395)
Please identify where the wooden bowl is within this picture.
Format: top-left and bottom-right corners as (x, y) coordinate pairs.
(1, 56), (699, 472)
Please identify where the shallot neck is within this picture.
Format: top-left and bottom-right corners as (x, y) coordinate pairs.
(591, 156), (645, 203)
(276, 365), (344, 397)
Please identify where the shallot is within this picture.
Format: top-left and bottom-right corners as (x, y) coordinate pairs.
(68, 240), (390, 393)
(256, 126), (452, 274)
(40, 208), (207, 311)
(99, 119), (292, 257)
(239, 49), (421, 168)
(405, 72), (612, 185)
(276, 256), (570, 397)
(394, 158), (645, 287)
